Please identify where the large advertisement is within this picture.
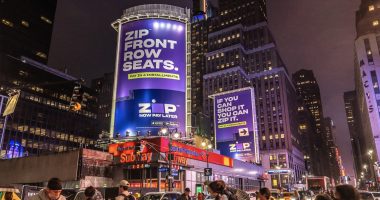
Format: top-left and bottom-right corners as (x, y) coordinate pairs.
(213, 88), (259, 163)
(113, 18), (186, 136)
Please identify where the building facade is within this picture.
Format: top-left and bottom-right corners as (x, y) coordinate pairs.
(344, 90), (365, 179)
(354, 0), (380, 186)
(322, 117), (342, 184)
(201, 0), (305, 188)
(0, 0), (57, 64)
(91, 73), (114, 135)
(292, 69), (332, 178)
(0, 55), (100, 158)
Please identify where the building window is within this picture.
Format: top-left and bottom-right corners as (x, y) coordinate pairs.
(36, 52), (47, 59)
(21, 20), (29, 27)
(40, 16), (52, 24)
(1, 19), (13, 27)
(364, 38), (374, 65)
(373, 20), (379, 27)
(369, 5), (375, 11)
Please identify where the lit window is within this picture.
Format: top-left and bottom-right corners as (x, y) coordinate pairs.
(21, 20), (29, 27)
(269, 135), (273, 140)
(40, 16), (52, 24)
(280, 134), (285, 139)
(373, 20), (379, 26)
(369, 5), (375, 11)
(1, 19), (13, 27)
(262, 136), (266, 140)
(237, 33), (240, 37)
(36, 52), (47, 59)
(275, 134), (279, 139)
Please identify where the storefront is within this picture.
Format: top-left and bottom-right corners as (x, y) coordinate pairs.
(109, 137), (265, 193)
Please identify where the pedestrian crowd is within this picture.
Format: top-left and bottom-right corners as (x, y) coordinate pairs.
(25, 178), (361, 200)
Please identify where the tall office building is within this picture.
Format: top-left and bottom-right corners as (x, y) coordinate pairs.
(292, 69), (332, 178)
(344, 90), (365, 178)
(296, 98), (321, 176)
(0, 0), (100, 158)
(202, 0), (305, 188)
(354, 0), (380, 178)
(322, 117), (341, 183)
(91, 73), (114, 135)
(0, 56), (99, 158)
(0, 0), (57, 64)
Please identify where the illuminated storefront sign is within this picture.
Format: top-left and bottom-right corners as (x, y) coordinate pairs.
(109, 138), (233, 167)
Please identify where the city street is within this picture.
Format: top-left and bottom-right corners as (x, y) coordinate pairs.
(0, 0), (379, 200)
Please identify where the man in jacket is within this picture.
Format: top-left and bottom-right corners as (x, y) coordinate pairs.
(31, 178), (66, 200)
(179, 188), (191, 200)
(115, 180), (135, 200)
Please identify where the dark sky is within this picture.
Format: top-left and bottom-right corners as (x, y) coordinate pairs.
(49, 0), (360, 177)
(267, 1), (360, 177)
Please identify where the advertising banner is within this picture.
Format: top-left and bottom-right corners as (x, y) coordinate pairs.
(213, 88), (259, 163)
(109, 137), (234, 167)
(113, 18), (186, 136)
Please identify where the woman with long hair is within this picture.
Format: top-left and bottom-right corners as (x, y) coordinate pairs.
(207, 180), (237, 200)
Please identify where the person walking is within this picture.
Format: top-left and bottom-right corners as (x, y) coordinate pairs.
(179, 188), (191, 200)
(197, 192), (205, 200)
(207, 180), (237, 200)
(115, 180), (136, 200)
(256, 188), (274, 200)
(334, 184), (359, 200)
(30, 178), (66, 200)
(314, 194), (333, 200)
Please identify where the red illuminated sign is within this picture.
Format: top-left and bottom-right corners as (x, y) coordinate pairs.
(109, 137), (233, 167)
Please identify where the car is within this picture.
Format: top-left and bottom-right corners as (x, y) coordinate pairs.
(140, 192), (182, 200)
(205, 196), (213, 200)
(359, 191), (375, 200)
(298, 191), (314, 200)
(246, 191), (257, 200)
(372, 192), (380, 200)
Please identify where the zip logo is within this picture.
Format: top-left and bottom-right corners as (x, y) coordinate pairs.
(138, 99), (178, 119)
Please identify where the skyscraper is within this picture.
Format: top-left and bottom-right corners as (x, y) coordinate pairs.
(0, 0), (100, 158)
(296, 98), (321, 176)
(91, 73), (114, 135)
(292, 69), (331, 177)
(344, 90), (365, 178)
(323, 117), (341, 183)
(201, 0), (305, 188)
(354, 0), (380, 183)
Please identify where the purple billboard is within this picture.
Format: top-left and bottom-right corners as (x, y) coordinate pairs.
(113, 18), (187, 137)
(213, 88), (259, 163)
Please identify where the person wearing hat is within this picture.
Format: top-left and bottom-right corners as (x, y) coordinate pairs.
(115, 180), (135, 200)
(31, 178), (66, 200)
(179, 188), (191, 200)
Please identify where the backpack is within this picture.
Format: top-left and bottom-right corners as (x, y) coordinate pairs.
(224, 187), (250, 200)
(120, 193), (136, 200)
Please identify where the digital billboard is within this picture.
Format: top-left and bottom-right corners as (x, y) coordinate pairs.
(113, 18), (187, 137)
(212, 88), (259, 163)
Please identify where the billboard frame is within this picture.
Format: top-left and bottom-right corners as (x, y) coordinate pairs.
(209, 87), (259, 163)
(109, 4), (191, 138)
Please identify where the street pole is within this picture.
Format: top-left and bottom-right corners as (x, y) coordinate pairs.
(0, 96), (8, 158)
(168, 133), (172, 192)
(206, 152), (209, 182)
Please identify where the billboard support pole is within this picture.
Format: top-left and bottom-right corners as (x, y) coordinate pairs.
(0, 96), (8, 158)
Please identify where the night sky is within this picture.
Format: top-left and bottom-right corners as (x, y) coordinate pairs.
(48, 0), (360, 177)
